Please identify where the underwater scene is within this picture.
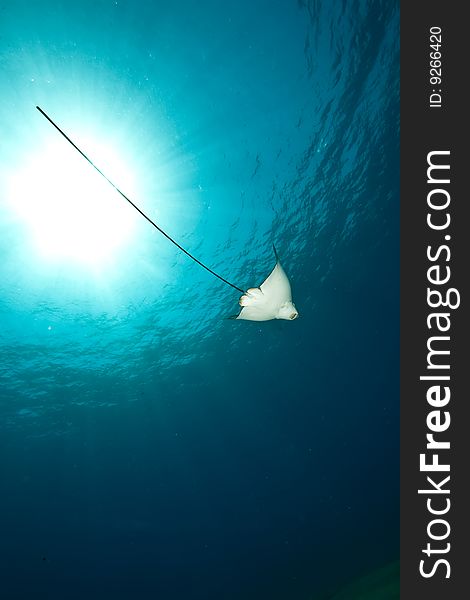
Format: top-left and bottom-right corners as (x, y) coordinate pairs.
(0, 1), (399, 598)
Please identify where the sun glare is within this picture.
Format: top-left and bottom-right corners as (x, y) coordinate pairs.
(8, 137), (138, 265)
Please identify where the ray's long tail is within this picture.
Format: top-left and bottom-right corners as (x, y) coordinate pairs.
(36, 106), (245, 294)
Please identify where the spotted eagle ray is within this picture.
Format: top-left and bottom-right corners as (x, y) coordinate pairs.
(36, 106), (299, 322)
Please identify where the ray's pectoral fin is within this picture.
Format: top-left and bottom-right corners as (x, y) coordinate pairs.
(235, 288), (270, 321)
(272, 244), (280, 263)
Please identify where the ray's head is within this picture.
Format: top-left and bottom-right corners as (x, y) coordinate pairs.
(277, 301), (299, 321)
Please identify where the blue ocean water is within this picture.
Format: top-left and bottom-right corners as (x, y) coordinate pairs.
(0, 1), (399, 598)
